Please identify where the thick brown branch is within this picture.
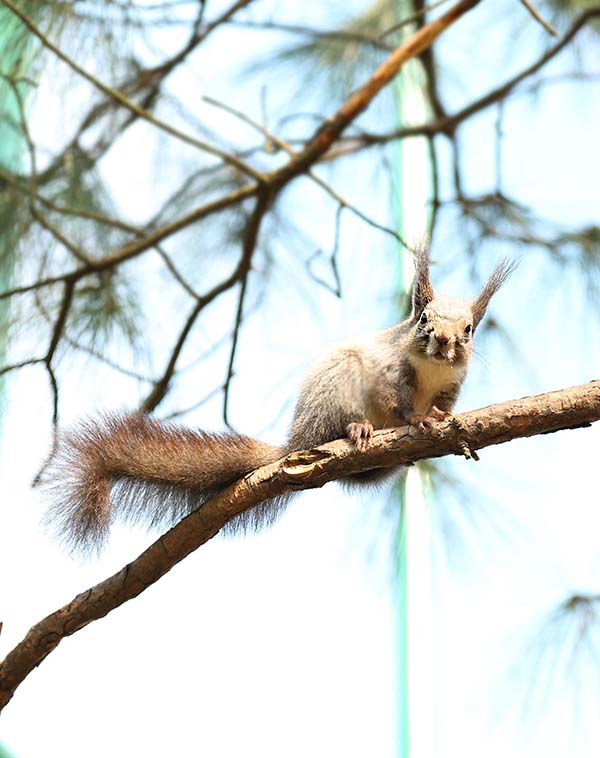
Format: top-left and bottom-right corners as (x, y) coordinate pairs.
(2, 0), (479, 306)
(266, 0), (481, 187)
(328, 8), (600, 155)
(2, 379), (600, 711)
(0, 182), (259, 301)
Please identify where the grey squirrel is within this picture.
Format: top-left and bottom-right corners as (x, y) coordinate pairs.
(44, 246), (513, 552)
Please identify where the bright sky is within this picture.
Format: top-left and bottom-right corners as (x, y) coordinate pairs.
(2, 2), (600, 758)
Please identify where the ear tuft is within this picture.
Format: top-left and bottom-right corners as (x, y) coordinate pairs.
(412, 244), (434, 317)
(471, 258), (517, 330)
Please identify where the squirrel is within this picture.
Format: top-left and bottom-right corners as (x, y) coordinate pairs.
(43, 246), (513, 553)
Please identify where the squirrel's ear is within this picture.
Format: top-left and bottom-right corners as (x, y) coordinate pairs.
(412, 245), (434, 316)
(471, 258), (516, 331)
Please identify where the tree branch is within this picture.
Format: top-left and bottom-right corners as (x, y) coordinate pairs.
(518, 0), (558, 37)
(265, 0), (482, 187)
(2, 0), (478, 277)
(0, 0), (264, 182)
(326, 7), (600, 156)
(2, 379), (600, 711)
(0, 182), (259, 300)
(222, 190), (273, 426)
(225, 18), (394, 52)
(139, 190), (272, 415)
(1, 0), (479, 421)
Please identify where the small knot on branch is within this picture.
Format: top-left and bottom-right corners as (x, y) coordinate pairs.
(458, 439), (480, 461)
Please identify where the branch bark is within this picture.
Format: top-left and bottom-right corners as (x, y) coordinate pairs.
(1, 379), (600, 711)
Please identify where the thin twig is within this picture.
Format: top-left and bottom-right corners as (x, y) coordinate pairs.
(203, 95), (412, 251)
(379, 0), (453, 38)
(45, 280), (75, 365)
(139, 300), (204, 414)
(0, 0), (264, 182)
(0, 358), (44, 376)
(30, 279), (76, 483)
(163, 383), (225, 420)
(518, 0), (559, 37)
(0, 271), (77, 300)
(0, 182), (260, 301)
(9, 73), (92, 265)
(426, 135), (440, 237)
(64, 336), (156, 383)
(45, 365), (60, 426)
(222, 191), (273, 427)
(138, 229), (270, 414)
(306, 205), (343, 297)
(177, 329), (239, 373)
(32, 211), (92, 265)
(225, 18), (393, 52)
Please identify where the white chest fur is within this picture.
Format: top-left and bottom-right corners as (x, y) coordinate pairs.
(409, 354), (464, 415)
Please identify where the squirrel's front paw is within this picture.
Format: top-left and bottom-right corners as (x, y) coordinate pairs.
(346, 420), (374, 451)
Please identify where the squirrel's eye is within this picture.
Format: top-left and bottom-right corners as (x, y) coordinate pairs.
(464, 324), (472, 335)
(419, 312), (428, 325)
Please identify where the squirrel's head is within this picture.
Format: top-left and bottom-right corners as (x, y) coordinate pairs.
(409, 246), (514, 366)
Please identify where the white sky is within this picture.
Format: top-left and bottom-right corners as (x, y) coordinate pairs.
(2, 2), (600, 757)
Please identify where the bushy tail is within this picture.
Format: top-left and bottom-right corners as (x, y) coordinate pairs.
(42, 412), (285, 554)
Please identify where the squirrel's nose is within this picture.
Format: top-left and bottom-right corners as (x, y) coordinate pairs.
(435, 334), (450, 345)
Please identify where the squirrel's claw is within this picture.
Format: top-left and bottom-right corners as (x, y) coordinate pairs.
(429, 405), (453, 422)
(346, 420), (374, 451)
(407, 414), (431, 433)
(408, 407), (453, 433)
